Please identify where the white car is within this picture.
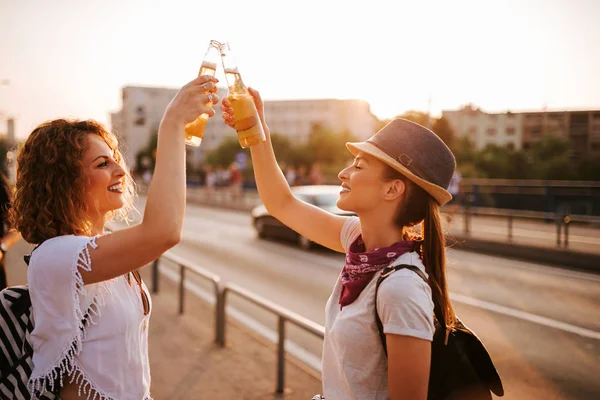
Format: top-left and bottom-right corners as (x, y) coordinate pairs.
(251, 185), (355, 250)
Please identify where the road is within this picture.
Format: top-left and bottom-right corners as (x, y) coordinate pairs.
(138, 199), (600, 400)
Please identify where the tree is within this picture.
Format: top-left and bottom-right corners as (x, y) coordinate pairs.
(577, 156), (600, 181)
(270, 133), (302, 166)
(304, 123), (358, 167)
(431, 116), (455, 150)
(528, 135), (571, 162)
(474, 145), (516, 179)
(454, 136), (477, 165)
(450, 132), (599, 181)
(135, 132), (158, 174)
(527, 136), (575, 180)
(205, 136), (249, 167)
(397, 111), (429, 127)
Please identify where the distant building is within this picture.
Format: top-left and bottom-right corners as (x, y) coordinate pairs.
(110, 86), (178, 169)
(111, 86), (379, 171)
(110, 85), (230, 171)
(443, 104), (600, 157)
(442, 104), (523, 150)
(521, 110), (600, 156)
(263, 99), (378, 142)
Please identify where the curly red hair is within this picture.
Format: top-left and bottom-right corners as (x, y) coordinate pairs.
(10, 119), (135, 244)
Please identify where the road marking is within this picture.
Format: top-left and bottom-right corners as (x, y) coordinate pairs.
(450, 292), (600, 341)
(160, 265), (323, 373)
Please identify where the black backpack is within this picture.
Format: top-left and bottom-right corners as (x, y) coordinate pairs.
(0, 286), (58, 399)
(375, 264), (504, 400)
(0, 246), (61, 399)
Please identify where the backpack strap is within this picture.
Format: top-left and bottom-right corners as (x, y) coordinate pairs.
(23, 243), (44, 266)
(374, 263), (446, 355)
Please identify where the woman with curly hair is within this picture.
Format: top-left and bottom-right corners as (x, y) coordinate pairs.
(10, 75), (219, 400)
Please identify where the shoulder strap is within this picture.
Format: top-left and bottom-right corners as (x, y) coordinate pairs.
(23, 242), (44, 266)
(374, 263), (445, 355)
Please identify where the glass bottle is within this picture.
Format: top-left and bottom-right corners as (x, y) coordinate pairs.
(220, 42), (266, 148)
(184, 40), (221, 147)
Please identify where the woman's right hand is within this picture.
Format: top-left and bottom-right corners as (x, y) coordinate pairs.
(164, 75), (220, 126)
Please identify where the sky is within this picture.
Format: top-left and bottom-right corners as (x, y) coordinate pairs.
(1, 0), (600, 139)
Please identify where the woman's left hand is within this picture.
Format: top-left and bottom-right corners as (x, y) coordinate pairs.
(221, 88), (271, 140)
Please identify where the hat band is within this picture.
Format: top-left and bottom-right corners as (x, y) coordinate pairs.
(366, 139), (432, 183)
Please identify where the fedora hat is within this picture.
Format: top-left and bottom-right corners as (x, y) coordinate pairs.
(346, 118), (456, 206)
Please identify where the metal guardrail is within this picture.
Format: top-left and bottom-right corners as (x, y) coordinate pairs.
(152, 252), (325, 395)
(461, 178), (600, 188)
(457, 204), (600, 248)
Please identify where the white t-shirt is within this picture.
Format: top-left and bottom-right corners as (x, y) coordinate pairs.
(321, 217), (434, 400)
(27, 235), (152, 400)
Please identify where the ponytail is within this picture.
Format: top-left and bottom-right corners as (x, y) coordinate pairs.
(384, 165), (456, 329)
(422, 199), (456, 330)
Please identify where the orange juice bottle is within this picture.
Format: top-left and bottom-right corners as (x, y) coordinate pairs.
(220, 42), (265, 148)
(184, 40), (221, 147)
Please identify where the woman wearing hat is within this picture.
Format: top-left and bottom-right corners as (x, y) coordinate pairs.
(222, 90), (457, 399)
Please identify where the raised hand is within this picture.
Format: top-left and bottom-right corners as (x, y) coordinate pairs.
(165, 75), (220, 126)
(221, 87), (269, 138)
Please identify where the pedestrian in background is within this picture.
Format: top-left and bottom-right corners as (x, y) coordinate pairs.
(10, 75), (218, 399)
(308, 162), (324, 185)
(229, 161), (243, 200)
(0, 173), (21, 290)
(295, 165), (310, 186)
(222, 90), (457, 399)
(285, 164), (297, 186)
(445, 169), (463, 222)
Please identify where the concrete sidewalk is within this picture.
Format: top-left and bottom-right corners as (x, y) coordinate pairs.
(5, 240), (323, 400)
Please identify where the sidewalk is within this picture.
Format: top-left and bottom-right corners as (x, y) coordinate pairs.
(5, 240), (323, 400)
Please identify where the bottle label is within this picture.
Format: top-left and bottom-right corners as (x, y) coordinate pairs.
(235, 116), (258, 133)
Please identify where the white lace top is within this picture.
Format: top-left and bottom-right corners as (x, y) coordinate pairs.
(27, 235), (152, 400)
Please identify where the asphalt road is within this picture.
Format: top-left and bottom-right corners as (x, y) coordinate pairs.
(131, 199), (600, 399)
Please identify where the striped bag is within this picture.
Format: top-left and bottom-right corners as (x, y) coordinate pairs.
(0, 286), (57, 399)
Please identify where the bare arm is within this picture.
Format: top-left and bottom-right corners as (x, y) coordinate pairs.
(387, 334), (431, 400)
(221, 89), (347, 253)
(82, 76), (220, 284)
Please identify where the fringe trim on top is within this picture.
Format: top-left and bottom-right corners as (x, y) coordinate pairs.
(27, 236), (116, 400)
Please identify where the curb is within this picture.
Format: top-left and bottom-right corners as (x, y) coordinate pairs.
(449, 235), (600, 273)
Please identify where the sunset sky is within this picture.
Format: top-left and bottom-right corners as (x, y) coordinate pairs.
(1, 0), (599, 139)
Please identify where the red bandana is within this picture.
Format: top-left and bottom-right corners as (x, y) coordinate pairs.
(339, 235), (419, 309)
